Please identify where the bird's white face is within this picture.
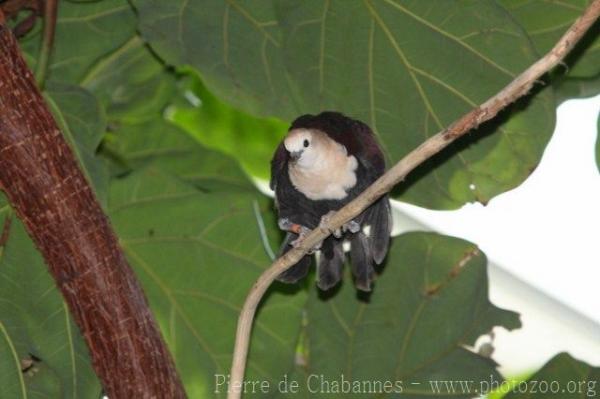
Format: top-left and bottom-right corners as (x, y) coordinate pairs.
(284, 128), (320, 168)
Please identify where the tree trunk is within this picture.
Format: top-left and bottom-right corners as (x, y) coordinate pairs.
(0, 18), (186, 399)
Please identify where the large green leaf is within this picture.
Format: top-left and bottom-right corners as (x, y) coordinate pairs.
(0, 321), (25, 399)
(71, 27), (257, 190)
(277, 232), (520, 398)
(19, 0), (249, 188)
(71, 23), (285, 180)
(166, 71), (287, 180)
(22, 0), (280, 183)
(0, 198), (101, 398)
(135, 0), (555, 209)
(501, 0), (600, 79)
(131, 0), (290, 117)
(19, 0), (137, 83)
(101, 71), (304, 393)
(554, 73), (600, 103)
(79, 35), (176, 124)
(105, 117), (256, 193)
(500, 0), (600, 103)
(108, 166), (306, 398)
(504, 353), (600, 398)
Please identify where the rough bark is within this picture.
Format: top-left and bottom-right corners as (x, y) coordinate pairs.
(0, 19), (186, 399)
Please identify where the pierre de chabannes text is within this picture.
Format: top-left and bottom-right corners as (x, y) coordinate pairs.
(215, 374), (598, 396)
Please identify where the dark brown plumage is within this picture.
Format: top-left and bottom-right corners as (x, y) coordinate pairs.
(270, 111), (391, 291)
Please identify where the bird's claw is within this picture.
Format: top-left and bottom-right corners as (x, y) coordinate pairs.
(279, 218), (321, 254)
(344, 220), (361, 234)
(291, 226), (321, 254)
(320, 212), (361, 238)
(278, 217), (295, 232)
(320, 211), (340, 237)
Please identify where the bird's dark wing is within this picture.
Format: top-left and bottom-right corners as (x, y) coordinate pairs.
(270, 141), (288, 191)
(276, 233), (311, 284)
(349, 120), (386, 178)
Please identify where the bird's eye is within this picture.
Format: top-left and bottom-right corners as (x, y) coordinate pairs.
(303, 139), (309, 148)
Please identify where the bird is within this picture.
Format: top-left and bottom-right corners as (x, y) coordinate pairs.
(270, 111), (392, 291)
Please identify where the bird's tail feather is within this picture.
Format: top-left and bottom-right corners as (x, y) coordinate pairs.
(350, 232), (375, 291)
(317, 237), (345, 290)
(276, 233), (311, 284)
(276, 195), (391, 290)
(349, 196), (391, 291)
(365, 195), (392, 265)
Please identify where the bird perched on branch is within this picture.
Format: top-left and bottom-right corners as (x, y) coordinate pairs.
(270, 111), (392, 291)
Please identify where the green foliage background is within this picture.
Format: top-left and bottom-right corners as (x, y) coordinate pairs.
(0, 0), (599, 398)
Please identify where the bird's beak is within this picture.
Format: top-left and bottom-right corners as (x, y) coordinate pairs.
(289, 150), (303, 161)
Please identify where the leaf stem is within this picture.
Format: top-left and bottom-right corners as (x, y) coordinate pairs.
(227, 1), (600, 398)
(252, 200), (276, 261)
(34, 0), (58, 89)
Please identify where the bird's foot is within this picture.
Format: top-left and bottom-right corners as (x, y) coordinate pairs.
(290, 227), (321, 254)
(320, 212), (361, 238)
(278, 218), (305, 234)
(343, 220), (361, 234)
(279, 218), (321, 254)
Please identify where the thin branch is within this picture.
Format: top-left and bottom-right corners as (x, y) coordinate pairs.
(0, 0), (43, 38)
(34, 0), (58, 88)
(227, 1), (600, 397)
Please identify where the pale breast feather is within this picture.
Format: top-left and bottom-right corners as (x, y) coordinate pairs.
(288, 153), (358, 200)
